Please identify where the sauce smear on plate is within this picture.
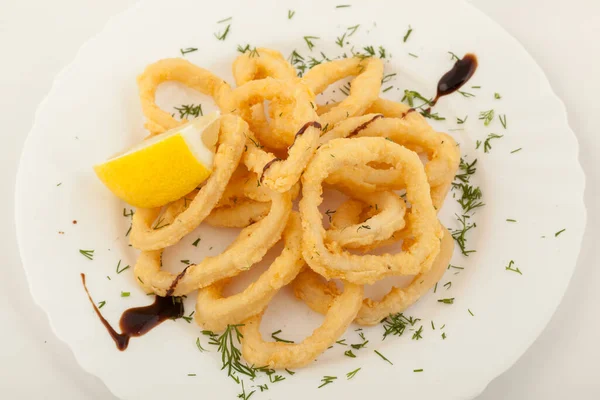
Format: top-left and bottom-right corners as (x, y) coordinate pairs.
(81, 273), (184, 350)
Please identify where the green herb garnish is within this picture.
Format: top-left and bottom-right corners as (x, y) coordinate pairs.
(116, 260), (130, 274)
(303, 36), (319, 51)
(271, 329), (294, 343)
(214, 24), (231, 41)
(318, 376), (338, 388)
(479, 109), (495, 126)
(79, 249), (94, 260)
(346, 367), (361, 379)
(403, 25), (413, 42)
(374, 350), (393, 365)
(505, 260), (522, 275)
(180, 47), (198, 56)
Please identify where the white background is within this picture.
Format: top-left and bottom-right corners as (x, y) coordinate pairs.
(0, 0), (598, 398)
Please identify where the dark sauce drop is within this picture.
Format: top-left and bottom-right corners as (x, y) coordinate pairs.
(260, 120), (321, 180)
(403, 53), (478, 118)
(431, 53), (478, 107)
(81, 273), (184, 351)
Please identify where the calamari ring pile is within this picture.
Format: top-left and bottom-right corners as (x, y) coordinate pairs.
(129, 48), (460, 368)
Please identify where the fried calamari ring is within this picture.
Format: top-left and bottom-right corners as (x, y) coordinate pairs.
(318, 108), (459, 209)
(137, 58), (232, 135)
(240, 281), (363, 368)
(231, 77), (317, 145)
(300, 137), (442, 284)
(231, 78), (321, 192)
(133, 188), (293, 296)
(325, 191), (406, 249)
(294, 226), (454, 325)
(205, 200), (271, 228)
(302, 57), (383, 126)
(232, 48), (296, 86)
(232, 48), (299, 151)
(129, 115), (246, 250)
(195, 212), (304, 331)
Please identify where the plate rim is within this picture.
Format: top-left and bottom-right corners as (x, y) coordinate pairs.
(14, 0), (588, 398)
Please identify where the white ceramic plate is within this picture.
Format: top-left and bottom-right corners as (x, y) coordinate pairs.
(15, 0), (586, 399)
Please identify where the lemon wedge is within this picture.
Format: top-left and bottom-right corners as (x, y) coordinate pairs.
(94, 111), (220, 208)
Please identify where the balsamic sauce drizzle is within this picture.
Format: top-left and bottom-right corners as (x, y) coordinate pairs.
(259, 120), (321, 181)
(81, 273), (184, 351)
(403, 53), (478, 117)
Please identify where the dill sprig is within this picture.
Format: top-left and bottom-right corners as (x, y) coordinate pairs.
(499, 114), (507, 129)
(451, 214), (477, 256)
(347, 24), (360, 36)
(152, 217), (170, 230)
(505, 260), (522, 275)
(401, 89), (432, 108)
(288, 9), (295, 19)
(237, 381), (255, 400)
(494, 92), (502, 99)
(271, 329), (294, 343)
(378, 46), (387, 58)
(175, 104), (203, 119)
(374, 350), (393, 365)
(237, 44), (259, 58)
(303, 36), (319, 51)
(346, 367), (361, 379)
(555, 228), (566, 237)
(381, 313), (420, 339)
(180, 47), (198, 56)
(448, 51), (460, 61)
(182, 310), (195, 323)
(79, 249), (94, 260)
(480, 133), (503, 153)
(196, 337), (206, 352)
(381, 73), (397, 84)
(318, 376), (338, 388)
(258, 384), (268, 392)
(350, 332), (369, 350)
(209, 324), (257, 381)
(335, 32), (347, 47)
(344, 349), (356, 358)
(453, 182), (484, 212)
(116, 260), (130, 274)
(288, 50), (307, 76)
(412, 325), (424, 340)
(458, 90), (475, 98)
(457, 115), (468, 124)
(363, 45), (376, 57)
(214, 24), (231, 41)
(479, 109), (495, 126)
(98, 301), (106, 309)
(420, 109), (446, 120)
(403, 25), (413, 42)
(454, 158), (477, 183)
